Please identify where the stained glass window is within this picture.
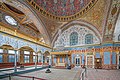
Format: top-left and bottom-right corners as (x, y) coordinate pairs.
(5, 15), (17, 26)
(70, 32), (78, 46)
(85, 34), (93, 44)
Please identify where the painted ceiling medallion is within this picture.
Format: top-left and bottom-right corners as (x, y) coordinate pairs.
(108, 23), (112, 31)
(111, 6), (117, 16)
(5, 15), (17, 26)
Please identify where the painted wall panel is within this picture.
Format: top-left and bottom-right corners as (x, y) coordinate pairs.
(82, 54), (85, 64)
(112, 52), (116, 64)
(59, 57), (63, 63)
(54, 57), (57, 63)
(104, 52), (110, 64)
(96, 53), (100, 58)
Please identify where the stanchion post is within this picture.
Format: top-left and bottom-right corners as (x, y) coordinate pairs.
(82, 73), (84, 80)
(85, 67), (87, 77)
(9, 74), (11, 80)
(32, 77), (34, 80)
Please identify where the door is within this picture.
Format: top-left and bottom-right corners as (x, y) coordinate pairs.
(75, 57), (80, 66)
(86, 55), (94, 68)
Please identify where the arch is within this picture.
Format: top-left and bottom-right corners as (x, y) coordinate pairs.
(1, 0), (50, 45)
(70, 32), (78, 46)
(19, 46), (35, 52)
(0, 44), (14, 50)
(85, 34), (93, 44)
(52, 20), (102, 47)
(44, 51), (50, 56)
(113, 8), (120, 42)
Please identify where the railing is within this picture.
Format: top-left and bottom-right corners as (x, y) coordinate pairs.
(5, 74), (46, 80)
(80, 67), (87, 80)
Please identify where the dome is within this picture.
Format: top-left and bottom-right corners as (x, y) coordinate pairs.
(34, 0), (91, 16)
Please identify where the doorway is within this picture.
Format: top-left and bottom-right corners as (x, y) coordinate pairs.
(75, 57), (80, 66)
(86, 55), (94, 68)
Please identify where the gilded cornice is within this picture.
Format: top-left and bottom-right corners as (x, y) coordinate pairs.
(0, 24), (51, 48)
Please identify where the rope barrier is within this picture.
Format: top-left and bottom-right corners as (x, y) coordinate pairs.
(8, 74), (46, 80)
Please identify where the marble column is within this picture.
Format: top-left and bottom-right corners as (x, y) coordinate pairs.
(35, 52), (37, 69)
(49, 55), (52, 67)
(3, 48), (8, 63)
(14, 50), (17, 72)
(41, 53), (44, 67)
(66, 54), (68, 66)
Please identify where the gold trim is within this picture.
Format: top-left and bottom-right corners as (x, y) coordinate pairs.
(0, 24), (51, 48)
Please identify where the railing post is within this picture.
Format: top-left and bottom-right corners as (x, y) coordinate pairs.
(32, 77), (34, 80)
(9, 74), (11, 80)
(82, 73), (84, 80)
(85, 67), (87, 77)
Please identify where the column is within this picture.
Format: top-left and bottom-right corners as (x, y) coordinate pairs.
(30, 51), (33, 63)
(14, 50), (17, 72)
(49, 55), (51, 68)
(66, 54), (68, 66)
(20, 50), (24, 64)
(35, 53), (37, 69)
(38, 53), (41, 63)
(17, 50), (20, 62)
(45, 56), (47, 63)
(41, 53), (44, 67)
(3, 48), (8, 63)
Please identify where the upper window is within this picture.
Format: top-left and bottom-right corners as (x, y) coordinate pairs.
(85, 34), (93, 44)
(24, 51), (30, 54)
(5, 15), (17, 26)
(118, 34), (120, 41)
(70, 32), (78, 46)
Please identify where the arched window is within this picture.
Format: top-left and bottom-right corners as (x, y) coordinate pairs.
(70, 32), (78, 46)
(85, 34), (93, 44)
(118, 34), (120, 41)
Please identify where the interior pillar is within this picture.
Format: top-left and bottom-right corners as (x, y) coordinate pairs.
(14, 50), (17, 72)
(35, 52), (37, 69)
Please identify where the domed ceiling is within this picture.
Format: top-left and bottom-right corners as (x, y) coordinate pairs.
(34, 0), (91, 16)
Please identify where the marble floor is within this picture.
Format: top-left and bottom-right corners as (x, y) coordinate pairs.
(1, 67), (81, 80)
(1, 67), (120, 80)
(85, 69), (120, 80)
